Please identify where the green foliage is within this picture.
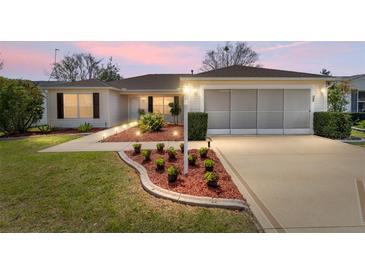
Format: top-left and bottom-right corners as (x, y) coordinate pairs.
(188, 112), (208, 140)
(179, 143), (184, 152)
(98, 57), (121, 81)
(138, 112), (165, 132)
(356, 120), (365, 129)
(156, 143), (165, 152)
(204, 159), (215, 171)
(168, 101), (181, 124)
(327, 81), (351, 112)
(313, 112), (352, 139)
(350, 113), (365, 125)
(199, 147), (209, 158)
(0, 77), (44, 134)
(204, 171), (219, 187)
(141, 149), (152, 161)
(167, 165), (178, 176)
(132, 143), (142, 153)
(188, 154), (197, 166)
(155, 157), (165, 168)
(78, 122), (93, 133)
(167, 146), (177, 159)
(37, 124), (53, 134)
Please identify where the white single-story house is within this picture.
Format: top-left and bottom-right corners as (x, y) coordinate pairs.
(37, 65), (333, 135)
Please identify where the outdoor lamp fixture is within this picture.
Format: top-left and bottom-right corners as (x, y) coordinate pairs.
(136, 131), (141, 136)
(183, 85), (191, 175)
(173, 131), (178, 136)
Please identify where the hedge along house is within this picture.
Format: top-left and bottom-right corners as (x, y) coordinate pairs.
(43, 65), (332, 134)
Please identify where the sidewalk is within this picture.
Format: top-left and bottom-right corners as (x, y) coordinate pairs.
(39, 124), (207, 152)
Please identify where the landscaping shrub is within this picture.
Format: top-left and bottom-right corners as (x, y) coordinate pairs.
(167, 165), (179, 183)
(167, 146), (177, 160)
(204, 171), (219, 188)
(0, 77), (44, 134)
(141, 149), (152, 161)
(37, 124), (53, 134)
(188, 112), (208, 141)
(199, 147), (209, 158)
(349, 113), (365, 125)
(132, 143), (141, 154)
(139, 112), (165, 132)
(179, 143), (184, 153)
(313, 112), (352, 139)
(156, 143), (165, 153)
(204, 159), (215, 172)
(188, 154), (197, 166)
(356, 120), (365, 129)
(78, 122), (93, 133)
(155, 157), (165, 170)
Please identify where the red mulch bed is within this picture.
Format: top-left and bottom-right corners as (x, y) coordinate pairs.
(0, 128), (103, 138)
(105, 124), (183, 142)
(125, 148), (244, 200)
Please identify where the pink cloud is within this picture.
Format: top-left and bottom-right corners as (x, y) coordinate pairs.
(74, 42), (202, 68)
(0, 46), (52, 73)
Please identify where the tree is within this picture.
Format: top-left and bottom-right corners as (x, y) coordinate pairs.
(168, 102), (181, 125)
(201, 42), (259, 71)
(320, 68), (331, 76)
(50, 53), (121, 81)
(328, 81), (351, 112)
(0, 77), (44, 134)
(98, 57), (121, 81)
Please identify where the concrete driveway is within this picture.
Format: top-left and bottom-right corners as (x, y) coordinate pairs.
(212, 135), (365, 232)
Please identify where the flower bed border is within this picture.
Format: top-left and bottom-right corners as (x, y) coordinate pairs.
(118, 150), (248, 211)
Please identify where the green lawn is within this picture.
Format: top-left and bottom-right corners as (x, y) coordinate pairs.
(351, 129), (365, 139)
(0, 135), (257, 232)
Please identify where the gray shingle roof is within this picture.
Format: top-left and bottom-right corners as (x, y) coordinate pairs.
(191, 65), (329, 78)
(48, 79), (114, 88)
(108, 74), (189, 90)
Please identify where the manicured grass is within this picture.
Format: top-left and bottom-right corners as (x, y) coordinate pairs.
(351, 129), (365, 139)
(0, 135), (257, 232)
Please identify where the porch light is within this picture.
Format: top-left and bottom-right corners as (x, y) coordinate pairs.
(136, 131), (141, 136)
(173, 131), (178, 136)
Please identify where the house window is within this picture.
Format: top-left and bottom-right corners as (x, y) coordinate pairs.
(152, 96), (174, 115)
(64, 93), (93, 119)
(358, 91), (365, 112)
(64, 94), (78, 118)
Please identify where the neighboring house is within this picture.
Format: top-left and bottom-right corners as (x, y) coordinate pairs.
(41, 65), (332, 135)
(340, 74), (365, 112)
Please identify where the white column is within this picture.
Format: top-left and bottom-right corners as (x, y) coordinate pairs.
(183, 93), (189, 175)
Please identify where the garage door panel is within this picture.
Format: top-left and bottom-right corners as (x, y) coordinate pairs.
(204, 90), (230, 111)
(231, 90), (257, 111)
(284, 89), (310, 111)
(231, 111), (257, 129)
(258, 89), (284, 111)
(285, 111), (310, 129)
(258, 112), (283, 129)
(206, 111), (230, 129)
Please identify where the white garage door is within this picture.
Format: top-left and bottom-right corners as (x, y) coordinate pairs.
(205, 89), (311, 135)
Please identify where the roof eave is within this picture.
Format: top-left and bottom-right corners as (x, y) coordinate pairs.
(180, 77), (335, 81)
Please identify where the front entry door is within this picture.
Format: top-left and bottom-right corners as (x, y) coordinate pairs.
(129, 96), (140, 121)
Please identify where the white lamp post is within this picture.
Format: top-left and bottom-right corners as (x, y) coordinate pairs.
(183, 86), (190, 175)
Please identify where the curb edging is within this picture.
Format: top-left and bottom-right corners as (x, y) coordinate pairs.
(118, 151), (248, 211)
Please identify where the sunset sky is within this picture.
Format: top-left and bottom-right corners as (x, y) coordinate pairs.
(0, 41), (364, 80)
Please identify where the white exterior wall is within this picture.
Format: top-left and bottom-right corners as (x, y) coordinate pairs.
(109, 91), (128, 126)
(187, 80), (328, 113)
(48, 89), (109, 128)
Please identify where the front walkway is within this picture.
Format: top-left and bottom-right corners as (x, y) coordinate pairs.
(212, 135), (365, 232)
